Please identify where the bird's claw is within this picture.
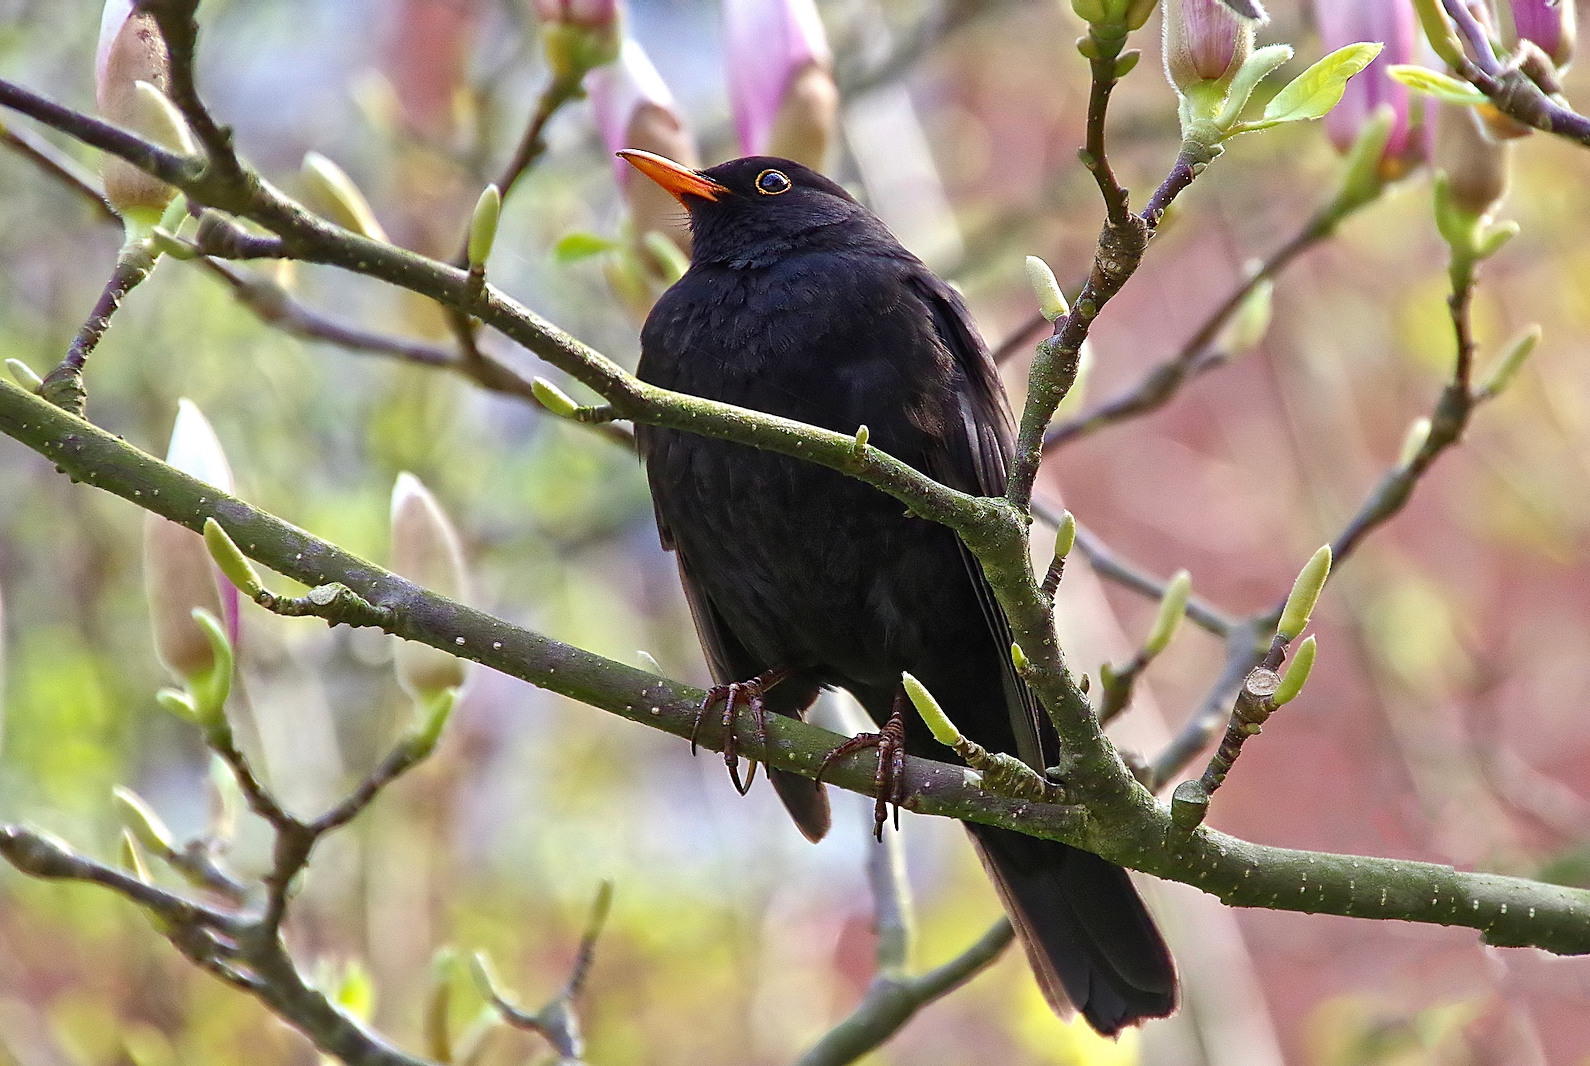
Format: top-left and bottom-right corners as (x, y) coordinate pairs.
(815, 694), (908, 841)
(691, 667), (791, 796)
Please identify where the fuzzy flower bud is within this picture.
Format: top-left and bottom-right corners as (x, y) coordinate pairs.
(145, 400), (239, 683)
(588, 36), (699, 257)
(1314, 0), (1425, 179)
(1502, 0), (1576, 69)
(1435, 102), (1512, 218)
(390, 472), (470, 701)
(724, 0), (838, 169)
(96, 1), (194, 227)
(536, 0), (622, 83)
(1164, 0), (1256, 91)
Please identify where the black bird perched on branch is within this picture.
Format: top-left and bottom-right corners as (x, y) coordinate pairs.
(620, 149), (1176, 1035)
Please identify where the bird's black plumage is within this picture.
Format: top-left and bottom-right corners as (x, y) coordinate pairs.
(629, 153), (1176, 1035)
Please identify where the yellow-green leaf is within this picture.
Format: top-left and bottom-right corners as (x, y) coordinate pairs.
(1387, 64), (1488, 106)
(1263, 43), (1383, 124)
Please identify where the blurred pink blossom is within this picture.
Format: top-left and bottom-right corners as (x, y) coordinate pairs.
(1505, 0), (1576, 67)
(723, 0), (835, 165)
(533, 0), (619, 26)
(1315, 0), (1424, 176)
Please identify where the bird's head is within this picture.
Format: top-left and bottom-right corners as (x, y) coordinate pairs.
(617, 150), (886, 267)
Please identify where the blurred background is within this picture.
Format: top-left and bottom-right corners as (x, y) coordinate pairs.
(3, 0), (1590, 1063)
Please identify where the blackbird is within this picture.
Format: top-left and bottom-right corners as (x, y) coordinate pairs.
(620, 149), (1177, 1035)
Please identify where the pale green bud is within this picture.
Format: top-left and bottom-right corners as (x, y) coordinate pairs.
(301, 151), (389, 243)
(390, 472), (470, 702)
(1399, 417), (1431, 468)
(112, 785), (177, 859)
(6, 358), (43, 392)
(902, 671), (962, 748)
(1053, 510), (1078, 561)
(1144, 569), (1191, 656)
(532, 377), (581, 418)
(467, 184), (501, 271)
(202, 519), (263, 599)
(1272, 634), (1317, 705)
(1277, 545), (1331, 641)
(1478, 324), (1541, 399)
(1025, 255), (1070, 321)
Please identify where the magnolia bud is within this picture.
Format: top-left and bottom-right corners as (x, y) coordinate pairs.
(1502, 0), (1576, 69)
(588, 37), (698, 259)
(146, 400), (238, 682)
(1163, 0), (1255, 92)
(96, 2), (194, 226)
(1435, 103), (1512, 218)
(536, 0), (622, 82)
(1314, 0), (1425, 179)
(390, 472), (470, 701)
(725, 0), (837, 169)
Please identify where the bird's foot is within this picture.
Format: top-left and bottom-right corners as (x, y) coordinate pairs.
(816, 692), (908, 841)
(691, 666), (793, 796)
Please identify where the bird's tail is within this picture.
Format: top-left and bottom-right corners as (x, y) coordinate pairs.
(967, 823), (1177, 1036)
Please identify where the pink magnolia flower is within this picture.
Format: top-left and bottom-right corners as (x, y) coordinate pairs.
(1314, 0), (1424, 177)
(1504, 0), (1576, 68)
(723, 0), (836, 167)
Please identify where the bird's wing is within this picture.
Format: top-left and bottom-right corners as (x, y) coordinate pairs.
(906, 270), (1050, 770)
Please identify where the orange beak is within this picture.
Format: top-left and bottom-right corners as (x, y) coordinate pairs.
(617, 150), (727, 204)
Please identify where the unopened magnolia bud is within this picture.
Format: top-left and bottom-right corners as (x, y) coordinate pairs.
(390, 472), (470, 700)
(146, 400), (236, 683)
(536, 0), (621, 83)
(1163, 0), (1255, 92)
(1502, 0), (1576, 69)
(1145, 570), (1191, 656)
(1272, 634), (1317, 705)
(96, 5), (188, 224)
(1277, 545), (1331, 641)
(301, 152), (390, 243)
(1315, 0), (1424, 179)
(467, 184), (501, 271)
(902, 671), (962, 748)
(1435, 104), (1512, 219)
(1010, 643), (1030, 671)
(589, 38), (698, 260)
(1025, 255), (1070, 321)
(726, 0), (837, 169)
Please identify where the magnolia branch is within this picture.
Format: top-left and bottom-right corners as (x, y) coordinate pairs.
(2, 376), (1588, 954)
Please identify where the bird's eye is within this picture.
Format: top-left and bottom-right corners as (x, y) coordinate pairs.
(755, 169), (792, 196)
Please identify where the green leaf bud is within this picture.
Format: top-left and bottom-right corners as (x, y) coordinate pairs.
(903, 671), (963, 748)
(1010, 642), (1030, 672)
(6, 358), (44, 392)
(118, 828), (152, 884)
(1277, 545), (1331, 641)
(202, 519), (264, 599)
(1398, 416), (1431, 468)
(1272, 634), (1317, 705)
(405, 687), (459, 762)
(467, 184), (501, 271)
(1477, 324), (1541, 399)
(532, 377), (581, 418)
(301, 151), (389, 243)
(1144, 569), (1191, 656)
(1025, 255), (1070, 322)
(112, 785), (177, 859)
(1053, 510), (1078, 562)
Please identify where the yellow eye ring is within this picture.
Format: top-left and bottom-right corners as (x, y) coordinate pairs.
(755, 169), (792, 196)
